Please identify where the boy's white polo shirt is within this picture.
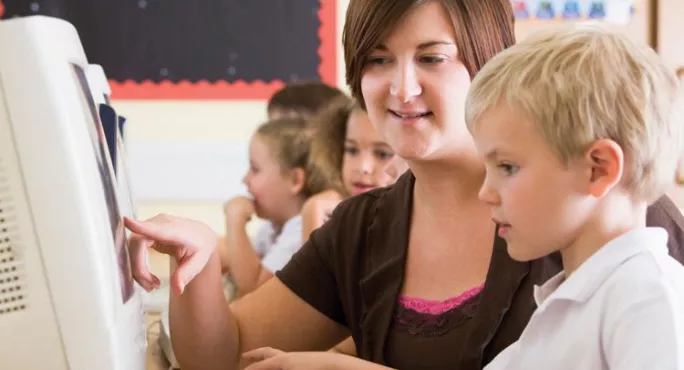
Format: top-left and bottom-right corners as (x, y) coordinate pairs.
(485, 227), (684, 370)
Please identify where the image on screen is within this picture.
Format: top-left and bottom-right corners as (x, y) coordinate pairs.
(70, 63), (135, 303)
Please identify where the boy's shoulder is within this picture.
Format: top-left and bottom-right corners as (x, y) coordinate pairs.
(579, 239), (684, 342)
(604, 244), (684, 301)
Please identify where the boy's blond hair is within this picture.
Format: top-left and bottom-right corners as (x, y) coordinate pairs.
(465, 23), (683, 203)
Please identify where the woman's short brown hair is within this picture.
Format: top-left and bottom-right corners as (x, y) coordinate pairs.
(342, 0), (516, 108)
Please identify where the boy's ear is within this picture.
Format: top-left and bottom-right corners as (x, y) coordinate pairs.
(288, 167), (306, 195)
(584, 139), (624, 197)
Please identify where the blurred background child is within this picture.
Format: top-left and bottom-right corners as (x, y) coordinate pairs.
(301, 96), (401, 240)
(267, 80), (345, 123)
(219, 118), (328, 297)
(217, 81), (343, 287)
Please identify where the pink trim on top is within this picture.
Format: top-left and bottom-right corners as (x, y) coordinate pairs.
(398, 284), (485, 315)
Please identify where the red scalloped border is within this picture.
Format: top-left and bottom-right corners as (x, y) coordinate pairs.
(109, 1), (337, 100)
(317, 0), (336, 88)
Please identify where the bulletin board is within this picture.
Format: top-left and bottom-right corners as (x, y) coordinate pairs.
(0, 0), (337, 100)
(511, 0), (634, 21)
(512, 0), (653, 48)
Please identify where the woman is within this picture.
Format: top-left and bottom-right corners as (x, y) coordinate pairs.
(126, 1), (684, 369)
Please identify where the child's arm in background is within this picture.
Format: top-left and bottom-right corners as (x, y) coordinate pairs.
(217, 236), (233, 276)
(222, 195), (267, 295)
(301, 190), (344, 241)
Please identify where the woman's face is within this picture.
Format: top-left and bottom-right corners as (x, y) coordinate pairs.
(360, 2), (476, 163)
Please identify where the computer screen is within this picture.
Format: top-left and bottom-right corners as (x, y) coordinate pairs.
(70, 63), (134, 303)
(100, 103), (120, 176)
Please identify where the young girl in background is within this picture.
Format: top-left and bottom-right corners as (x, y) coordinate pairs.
(219, 118), (328, 297)
(301, 96), (401, 239)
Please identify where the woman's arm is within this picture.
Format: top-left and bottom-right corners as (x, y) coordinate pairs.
(170, 255), (350, 370)
(126, 210), (353, 370)
(328, 337), (357, 356)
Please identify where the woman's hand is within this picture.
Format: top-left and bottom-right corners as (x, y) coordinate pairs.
(242, 347), (393, 370)
(124, 214), (218, 295)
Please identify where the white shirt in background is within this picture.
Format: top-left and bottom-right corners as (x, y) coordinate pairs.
(485, 227), (684, 370)
(252, 214), (303, 273)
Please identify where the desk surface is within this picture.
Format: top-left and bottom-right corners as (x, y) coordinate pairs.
(146, 312), (171, 370)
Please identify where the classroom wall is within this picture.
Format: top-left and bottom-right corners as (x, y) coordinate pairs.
(658, 0), (684, 207)
(114, 0), (350, 233)
(114, 0), (684, 234)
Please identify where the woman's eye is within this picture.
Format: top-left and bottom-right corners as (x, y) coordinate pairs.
(366, 56), (392, 65)
(420, 55), (446, 64)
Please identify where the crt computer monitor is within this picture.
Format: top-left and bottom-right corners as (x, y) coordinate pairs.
(85, 64), (136, 219)
(97, 102), (137, 219)
(0, 16), (145, 369)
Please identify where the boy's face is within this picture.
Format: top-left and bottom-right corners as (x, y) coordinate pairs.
(472, 105), (594, 262)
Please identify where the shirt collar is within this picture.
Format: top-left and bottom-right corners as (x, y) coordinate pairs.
(534, 227), (668, 306)
(266, 214), (302, 243)
(281, 214), (302, 235)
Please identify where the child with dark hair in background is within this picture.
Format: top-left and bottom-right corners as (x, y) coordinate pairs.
(267, 81), (345, 124)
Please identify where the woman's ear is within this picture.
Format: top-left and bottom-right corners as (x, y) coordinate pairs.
(584, 139), (624, 197)
(288, 167), (306, 195)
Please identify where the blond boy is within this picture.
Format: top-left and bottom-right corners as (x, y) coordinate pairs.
(465, 24), (684, 369)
